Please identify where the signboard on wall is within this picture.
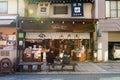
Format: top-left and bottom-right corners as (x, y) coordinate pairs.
(18, 33), (24, 38)
(25, 32), (90, 39)
(71, 3), (83, 17)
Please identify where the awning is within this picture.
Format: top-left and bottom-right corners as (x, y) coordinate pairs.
(0, 20), (16, 27)
(0, 15), (17, 27)
(19, 18), (97, 32)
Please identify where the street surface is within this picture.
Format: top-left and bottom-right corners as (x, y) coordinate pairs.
(1, 61), (120, 80)
(1, 74), (120, 80)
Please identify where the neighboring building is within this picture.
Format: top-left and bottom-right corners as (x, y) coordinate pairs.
(95, 0), (120, 62)
(17, 0), (97, 63)
(0, 0), (17, 72)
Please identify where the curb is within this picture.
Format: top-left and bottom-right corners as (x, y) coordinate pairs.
(14, 71), (120, 75)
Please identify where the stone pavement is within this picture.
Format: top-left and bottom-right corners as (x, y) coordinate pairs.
(15, 60), (120, 74)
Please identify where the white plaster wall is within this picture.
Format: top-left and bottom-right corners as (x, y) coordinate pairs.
(7, 0), (17, 14)
(97, 37), (103, 61)
(24, 3), (93, 18)
(18, 0), (25, 16)
(84, 3), (92, 18)
(49, 3), (92, 18)
(97, 0), (105, 19)
(95, 0), (98, 18)
(102, 32), (108, 62)
(97, 32), (108, 62)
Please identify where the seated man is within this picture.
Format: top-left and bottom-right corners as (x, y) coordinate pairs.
(46, 49), (56, 64)
(62, 51), (70, 64)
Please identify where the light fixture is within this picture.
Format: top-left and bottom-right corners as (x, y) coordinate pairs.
(21, 20), (24, 23)
(30, 20), (32, 22)
(52, 21), (54, 24)
(41, 20), (43, 23)
(82, 21), (85, 24)
(63, 1), (65, 3)
(72, 21), (75, 24)
(62, 21), (64, 24)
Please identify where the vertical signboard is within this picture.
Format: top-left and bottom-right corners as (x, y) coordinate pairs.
(71, 3), (83, 17)
(17, 31), (25, 50)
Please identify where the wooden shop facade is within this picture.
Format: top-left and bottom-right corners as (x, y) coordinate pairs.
(16, 0), (98, 72)
(17, 18), (97, 63)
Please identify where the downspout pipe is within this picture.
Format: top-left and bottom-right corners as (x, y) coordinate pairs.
(16, 0), (19, 29)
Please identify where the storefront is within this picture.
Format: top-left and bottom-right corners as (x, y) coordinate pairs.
(0, 27), (17, 72)
(17, 18), (97, 62)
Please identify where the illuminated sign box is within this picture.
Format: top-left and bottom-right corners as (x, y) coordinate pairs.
(18, 33), (24, 38)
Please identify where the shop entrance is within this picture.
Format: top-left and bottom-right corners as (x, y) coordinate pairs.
(21, 32), (93, 62)
(23, 39), (90, 62)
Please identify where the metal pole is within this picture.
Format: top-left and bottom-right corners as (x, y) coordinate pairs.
(15, 0), (19, 72)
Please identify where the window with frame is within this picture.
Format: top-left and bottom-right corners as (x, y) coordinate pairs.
(40, 3), (49, 13)
(0, 1), (8, 14)
(106, 1), (120, 18)
(53, 6), (68, 14)
(40, 7), (46, 12)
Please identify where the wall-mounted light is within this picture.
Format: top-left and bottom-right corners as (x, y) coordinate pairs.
(72, 21), (75, 24)
(63, 1), (65, 3)
(62, 21), (64, 24)
(52, 21), (54, 24)
(82, 21), (85, 24)
(41, 20), (43, 23)
(21, 20), (24, 23)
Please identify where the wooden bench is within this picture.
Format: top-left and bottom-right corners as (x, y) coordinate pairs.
(18, 62), (43, 72)
(47, 63), (77, 72)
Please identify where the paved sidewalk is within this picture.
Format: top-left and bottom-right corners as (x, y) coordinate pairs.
(15, 61), (120, 74)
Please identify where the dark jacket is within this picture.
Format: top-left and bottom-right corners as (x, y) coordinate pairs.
(46, 50), (55, 64)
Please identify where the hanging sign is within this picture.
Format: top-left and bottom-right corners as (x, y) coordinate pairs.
(18, 33), (24, 38)
(26, 32), (90, 39)
(71, 3), (83, 17)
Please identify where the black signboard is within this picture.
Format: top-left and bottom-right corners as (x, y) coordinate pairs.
(71, 3), (83, 17)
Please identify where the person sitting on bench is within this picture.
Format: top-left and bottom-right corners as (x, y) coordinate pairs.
(46, 49), (55, 64)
